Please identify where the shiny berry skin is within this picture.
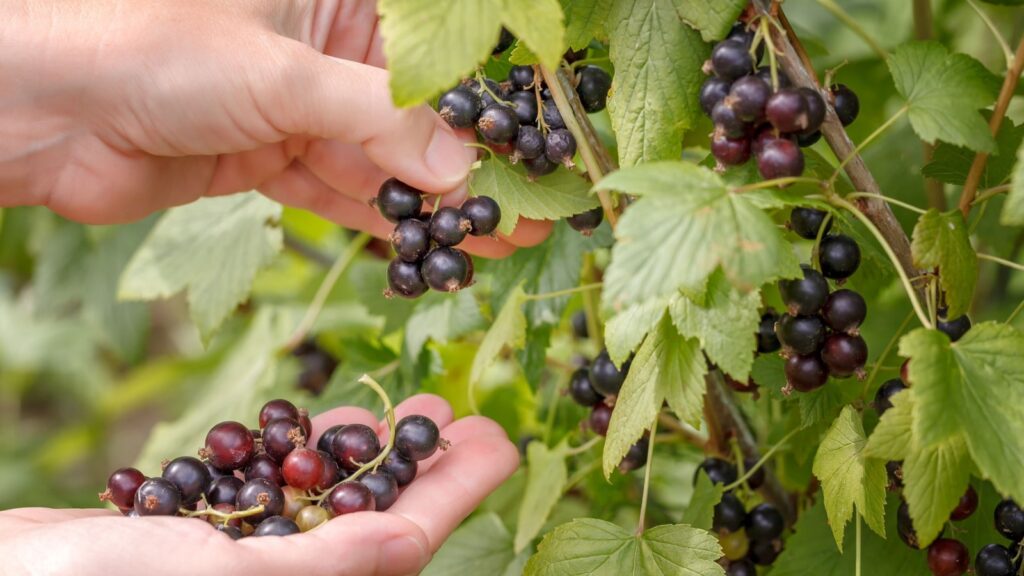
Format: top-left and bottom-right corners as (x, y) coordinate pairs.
(589, 403), (612, 436)
(462, 196), (501, 236)
(937, 313), (972, 343)
(755, 66), (791, 89)
(699, 76), (732, 116)
(216, 524), (244, 540)
(467, 78), (506, 108)
(695, 458), (738, 487)
(236, 478), (285, 524)
(258, 399), (299, 429)
(821, 333), (868, 378)
(568, 207), (603, 235)
(874, 379), (907, 416)
(541, 99), (565, 130)
(756, 310), (782, 353)
(728, 76), (771, 123)
(493, 28), (515, 54)
(765, 88), (810, 133)
(831, 84), (860, 126)
(928, 538), (969, 576)
(799, 87), (826, 133)
(746, 504), (784, 540)
(618, 437), (649, 473)
(204, 421), (256, 471)
(712, 100), (747, 139)
(779, 265), (829, 316)
(711, 131), (751, 167)
(162, 456), (211, 506)
(359, 469), (399, 511)
(726, 23), (764, 62)
(508, 91), (538, 126)
(253, 515), (301, 537)
(569, 368), (604, 407)
(590, 350), (628, 396)
(949, 486), (978, 521)
(456, 248), (475, 289)
(785, 354), (830, 392)
(331, 424), (381, 472)
(317, 425), (345, 454)
(102, 467), (146, 510)
(576, 66), (612, 113)
(245, 453), (285, 486)
(436, 87), (481, 128)
(797, 130), (822, 147)
(375, 179), (424, 223)
(386, 259), (428, 299)
(134, 478), (182, 517)
(390, 219), (430, 262)
(995, 500), (1024, 541)
(515, 125), (545, 160)
(263, 417), (306, 463)
(757, 137), (805, 179)
(545, 129), (577, 166)
(790, 207), (832, 240)
(206, 476), (244, 506)
(508, 65), (535, 90)
(710, 40), (754, 80)
(713, 493), (747, 532)
(823, 289), (867, 333)
(726, 559), (757, 576)
(776, 314), (826, 355)
(571, 311), (589, 339)
(742, 457), (766, 490)
(395, 415), (441, 462)
(422, 247), (470, 292)
(281, 448), (325, 491)
(898, 500), (921, 548)
(748, 538), (783, 565)
(976, 544), (1015, 576)
(315, 450), (342, 491)
(383, 450), (417, 487)
(326, 482), (376, 515)
(719, 528), (751, 561)
(524, 153), (558, 178)
(818, 234), (861, 279)
(429, 207), (471, 247)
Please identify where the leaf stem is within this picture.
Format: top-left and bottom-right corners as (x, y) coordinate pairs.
(733, 176), (824, 193)
(721, 427), (800, 492)
(813, 0), (889, 60)
(1007, 299), (1024, 324)
(972, 184), (1011, 206)
(564, 436), (602, 457)
(829, 106), (908, 185)
(846, 192), (927, 215)
(977, 252), (1024, 273)
(966, 0), (1015, 67)
(862, 310), (915, 400)
(582, 254), (604, 347)
(564, 458), (601, 492)
(522, 282), (603, 301)
(635, 418), (659, 535)
(856, 514), (863, 576)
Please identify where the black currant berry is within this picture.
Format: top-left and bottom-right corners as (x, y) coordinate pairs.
(799, 87), (826, 134)
(822, 289), (867, 333)
(315, 450), (342, 491)
(589, 403), (612, 436)
(746, 503), (784, 540)
(524, 153), (558, 178)
(377, 179), (424, 224)
(778, 265), (829, 316)
(567, 207), (603, 235)
(571, 311), (589, 339)
(216, 525), (244, 540)
(262, 417), (306, 463)
(385, 259), (428, 299)
(477, 104), (520, 144)
(695, 457), (738, 487)
(950, 486), (978, 521)
(710, 40), (754, 80)
(713, 493), (748, 532)
(821, 333), (868, 378)
(162, 456), (211, 506)
(245, 453), (285, 486)
(317, 425), (345, 454)
(331, 423), (381, 473)
(508, 91), (538, 126)
(101, 467), (146, 510)
(590, 350), (628, 397)
(236, 478), (286, 524)
(928, 538), (969, 576)
(545, 128), (577, 166)
(728, 76), (771, 123)
(383, 450), (417, 487)
(756, 310), (782, 353)
(937, 311), (972, 343)
(326, 482), (376, 515)
(576, 65), (612, 113)
(359, 469), (399, 511)
(569, 368), (604, 407)
(206, 476), (244, 507)
(785, 354), (830, 392)
(437, 87), (482, 129)
(790, 207), (832, 240)
(395, 415), (441, 462)
(712, 101), (748, 139)
(818, 234), (861, 280)
(726, 23), (764, 62)
(493, 28), (515, 54)
(465, 78), (506, 109)
(830, 84), (860, 126)
(748, 538), (783, 565)
(508, 65), (535, 90)
(711, 131), (752, 167)
(995, 500), (1024, 542)
(429, 207), (471, 247)
(259, 399), (300, 429)
(134, 478), (182, 517)
(756, 137), (804, 179)
(874, 379), (907, 416)
(700, 76), (732, 117)
(461, 196), (501, 236)
(897, 500), (920, 548)
(389, 219), (430, 263)
(776, 314), (826, 355)
(204, 421), (256, 472)
(755, 66), (791, 89)
(422, 247), (470, 292)
(618, 436), (650, 473)
(297, 348), (336, 395)
(796, 130), (822, 147)
(976, 544), (1015, 576)
(765, 88), (809, 133)
(541, 99), (565, 129)
(726, 559), (758, 576)
(514, 125), (546, 160)
(282, 447), (326, 491)
(253, 515), (300, 537)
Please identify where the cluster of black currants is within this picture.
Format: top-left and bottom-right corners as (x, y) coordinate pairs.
(565, 349), (648, 473)
(436, 62), (611, 236)
(99, 398), (445, 539)
(375, 178), (500, 299)
(700, 22), (859, 177)
(291, 339), (338, 396)
(698, 457), (785, 575)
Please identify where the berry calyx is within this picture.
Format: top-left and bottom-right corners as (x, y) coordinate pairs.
(422, 247), (471, 292)
(375, 179), (424, 223)
(778, 265), (829, 316)
(818, 234), (861, 280)
(436, 87), (481, 128)
(477, 104), (520, 144)
(389, 219), (430, 263)
(461, 196), (501, 236)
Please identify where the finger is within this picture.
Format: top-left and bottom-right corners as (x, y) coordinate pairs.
(309, 406), (378, 448)
(377, 394), (455, 442)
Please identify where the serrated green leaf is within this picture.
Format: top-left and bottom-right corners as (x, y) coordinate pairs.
(751, 353), (786, 392)
(596, 162), (801, 310)
(118, 194), (282, 344)
(470, 284), (527, 386)
(501, 0), (565, 69)
(669, 270), (760, 380)
(603, 316), (706, 477)
(673, 0), (748, 42)
(813, 406), (887, 550)
(903, 433), (972, 547)
(888, 41), (1000, 152)
(515, 441), (569, 552)
(470, 158), (600, 236)
(681, 472), (724, 530)
(508, 43), (539, 66)
(404, 290), (485, 355)
(1001, 141), (1024, 226)
(561, 0), (613, 49)
(607, 0), (708, 166)
(864, 389), (913, 460)
(423, 513), (526, 576)
(900, 329), (962, 447)
(910, 209), (977, 318)
(923, 119), (1024, 186)
(524, 519), (724, 576)
(603, 297), (670, 366)
(799, 384), (847, 429)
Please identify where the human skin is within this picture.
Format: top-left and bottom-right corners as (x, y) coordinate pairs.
(0, 1), (551, 257)
(0, 394), (519, 576)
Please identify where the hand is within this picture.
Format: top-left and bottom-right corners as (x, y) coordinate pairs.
(0, 395), (519, 576)
(0, 1), (550, 257)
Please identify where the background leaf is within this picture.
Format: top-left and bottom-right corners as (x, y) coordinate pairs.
(515, 442), (570, 552)
(911, 209), (978, 318)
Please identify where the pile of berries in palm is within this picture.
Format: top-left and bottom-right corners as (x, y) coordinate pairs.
(375, 178), (500, 298)
(99, 398), (446, 539)
(699, 457), (786, 574)
(699, 22), (859, 177)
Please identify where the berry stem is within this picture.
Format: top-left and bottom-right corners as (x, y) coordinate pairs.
(1006, 298), (1024, 324)
(813, 0), (889, 60)
(656, 413), (709, 448)
(759, 17), (782, 91)
(522, 282), (603, 301)
(828, 105), (908, 186)
(860, 310), (914, 400)
(846, 192), (926, 215)
(733, 176), (824, 192)
(183, 504), (265, 522)
(474, 69), (511, 106)
(977, 252), (1024, 273)
(720, 427), (799, 493)
(635, 417), (658, 535)
(564, 435), (602, 457)
(972, 183), (1011, 206)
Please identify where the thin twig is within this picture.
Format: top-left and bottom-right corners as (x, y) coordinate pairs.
(977, 252), (1024, 273)
(966, 0), (1015, 67)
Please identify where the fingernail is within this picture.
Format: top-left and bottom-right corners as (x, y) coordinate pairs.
(382, 535), (428, 573)
(425, 128), (473, 185)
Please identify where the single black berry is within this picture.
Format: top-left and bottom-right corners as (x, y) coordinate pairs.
(748, 538), (783, 565)
(950, 486), (978, 521)
(359, 469), (400, 511)
(514, 125), (546, 161)
(713, 493), (747, 532)
(588, 403), (612, 436)
(776, 314), (826, 355)
(831, 84), (860, 126)
(726, 559), (757, 576)
(315, 450), (342, 491)
(590, 350), (628, 397)
(477, 104), (519, 144)
(778, 265), (829, 316)
(710, 40), (754, 80)
(541, 99), (565, 129)
(711, 131), (752, 167)
(755, 66), (791, 89)
(331, 423), (381, 472)
(568, 368), (604, 407)
(874, 379), (907, 416)
(204, 421), (256, 472)
(206, 476), (244, 507)
(134, 478), (182, 517)
(927, 538), (969, 576)
(216, 525), (244, 540)
(258, 399), (300, 429)
(524, 153), (558, 178)
(618, 436), (650, 473)
(465, 78), (506, 109)
(728, 76), (771, 123)
(695, 457), (738, 487)
(766, 88), (810, 133)
(976, 544), (1015, 576)
(326, 481), (376, 515)
(995, 500), (1024, 542)
(422, 247), (471, 292)
(799, 87), (826, 134)
(493, 28), (515, 54)
(746, 503), (784, 540)
(756, 310), (782, 353)
(756, 137), (804, 179)
(429, 206), (471, 247)
(742, 457), (766, 490)
(785, 354), (830, 392)
(395, 415), (441, 462)
(937, 311), (971, 342)
(700, 76), (732, 117)
(253, 515), (300, 537)
(162, 456), (211, 506)
(386, 258), (428, 299)
(102, 467), (146, 511)
(712, 100), (748, 139)
(390, 219), (430, 262)
(375, 179), (424, 223)
(461, 196), (501, 236)
(245, 453), (285, 486)
(567, 207), (603, 235)
(576, 65), (612, 113)
(262, 417), (306, 463)
(818, 234), (861, 279)
(317, 425), (345, 454)
(545, 128), (577, 166)
(436, 87), (482, 129)
(790, 207), (832, 240)
(797, 130), (822, 147)
(571, 310), (589, 339)
(508, 65), (535, 90)
(508, 90), (539, 126)
(822, 289), (867, 333)
(821, 333), (868, 378)
(383, 450), (417, 487)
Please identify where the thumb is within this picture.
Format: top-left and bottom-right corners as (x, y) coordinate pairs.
(259, 39), (475, 195)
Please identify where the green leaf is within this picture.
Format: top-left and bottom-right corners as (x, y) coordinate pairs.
(669, 271), (760, 380)
(607, 0), (709, 166)
(596, 162), (801, 309)
(118, 194), (282, 344)
(812, 406), (887, 550)
(561, 0), (613, 49)
(888, 41), (1000, 152)
(799, 384), (847, 429)
(423, 513), (527, 576)
(603, 297), (670, 366)
(404, 290), (485, 355)
(674, 0), (748, 42)
(603, 316), (706, 477)
(524, 519), (724, 576)
(515, 441), (569, 552)
(903, 433), (972, 547)
(910, 209), (977, 318)
(923, 119), (1024, 186)
(681, 472), (725, 531)
(864, 388), (913, 461)
(1001, 141), (1024, 226)
(470, 158), (600, 236)
(900, 329), (963, 447)
(470, 284), (527, 387)
(508, 43), (539, 66)
(500, 0), (565, 69)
